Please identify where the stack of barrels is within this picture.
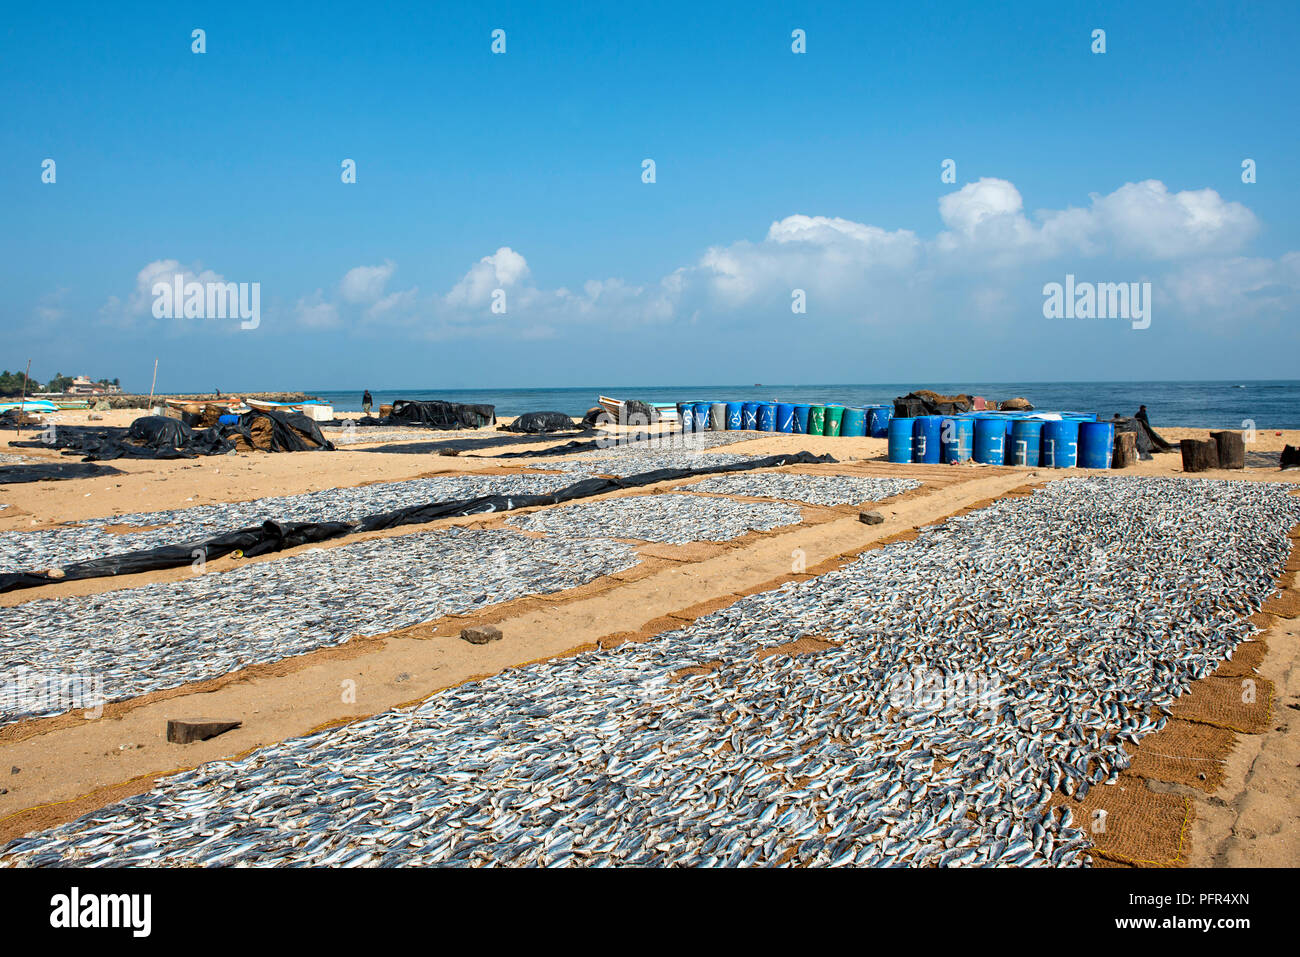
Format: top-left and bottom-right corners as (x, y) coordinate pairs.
(887, 412), (1118, 469)
(673, 399), (1135, 471)
(675, 401), (895, 438)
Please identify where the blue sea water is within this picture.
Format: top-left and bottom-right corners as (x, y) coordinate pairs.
(311, 381), (1300, 429)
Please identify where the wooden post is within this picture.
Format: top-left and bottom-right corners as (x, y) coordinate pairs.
(1209, 430), (1245, 469)
(147, 358), (159, 409)
(1112, 431), (1138, 469)
(1180, 438), (1219, 473)
(16, 359), (32, 435)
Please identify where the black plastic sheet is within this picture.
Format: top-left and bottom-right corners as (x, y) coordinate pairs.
(1134, 408), (1177, 453)
(1105, 416), (1153, 461)
(11, 421), (233, 460)
(500, 411), (582, 434)
(366, 400), (496, 430)
(0, 463), (125, 484)
(223, 409), (334, 452)
(10, 410), (331, 461)
(482, 433), (651, 458)
(0, 450), (834, 593)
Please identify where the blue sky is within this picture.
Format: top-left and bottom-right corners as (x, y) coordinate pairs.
(2, 0), (1297, 392)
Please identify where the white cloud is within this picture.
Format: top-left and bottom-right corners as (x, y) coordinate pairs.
(118, 177), (1284, 344)
(130, 259), (226, 314)
(295, 290), (340, 329)
(933, 177), (1258, 266)
(339, 261), (396, 304)
(98, 258), (230, 328)
(444, 247), (530, 308)
(1085, 180), (1258, 259)
(33, 288), (67, 322)
(1163, 252), (1300, 316)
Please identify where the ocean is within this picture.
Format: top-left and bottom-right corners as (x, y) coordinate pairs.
(310, 381), (1300, 430)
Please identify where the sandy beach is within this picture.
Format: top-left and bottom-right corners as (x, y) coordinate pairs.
(0, 407), (1296, 868)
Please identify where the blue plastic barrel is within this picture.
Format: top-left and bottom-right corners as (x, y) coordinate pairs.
(1043, 419), (1081, 468)
(679, 404), (694, 432)
(741, 402), (760, 431)
(841, 407), (867, 437)
(758, 402), (777, 432)
(792, 404), (811, 434)
(867, 406), (892, 438)
(887, 417), (915, 463)
(940, 416), (974, 463)
(1009, 419), (1044, 467)
(725, 401), (743, 430)
(913, 416), (943, 464)
(217, 414), (240, 426)
(776, 402), (795, 433)
(1078, 422), (1115, 469)
(973, 417), (1005, 465)
(692, 402), (712, 432)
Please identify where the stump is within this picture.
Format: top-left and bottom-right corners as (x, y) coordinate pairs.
(1112, 431), (1138, 469)
(1180, 438), (1219, 473)
(167, 718), (241, 744)
(1210, 431), (1245, 470)
(461, 624), (503, 645)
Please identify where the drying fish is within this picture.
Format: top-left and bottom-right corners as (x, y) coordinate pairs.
(508, 494), (802, 544)
(685, 473), (919, 507)
(2, 476), (1296, 868)
(0, 473), (588, 576)
(0, 527), (638, 726)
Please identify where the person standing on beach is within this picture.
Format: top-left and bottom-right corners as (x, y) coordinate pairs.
(362, 389), (373, 416)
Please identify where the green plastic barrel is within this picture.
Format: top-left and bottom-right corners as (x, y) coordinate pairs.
(808, 405), (826, 436)
(823, 405), (844, 437)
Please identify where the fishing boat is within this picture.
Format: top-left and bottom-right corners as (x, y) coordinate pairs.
(0, 399), (59, 414)
(597, 395), (678, 424)
(247, 398), (334, 422)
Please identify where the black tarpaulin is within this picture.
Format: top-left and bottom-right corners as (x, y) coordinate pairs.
(223, 409), (334, 452)
(1134, 408), (1177, 453)
(500, 411), (583, 434)
(0, 462), (125, 484)
(10, 410), (332, 461)
(0, 450), (834, 593)
(129, 416), (196, 448)
(481, 434), (651, 458)
(12, 420), (234, 461)
(375, 400), (496, 430)
(622, 400), (659, 423)
(1107, 416), (1154, 460)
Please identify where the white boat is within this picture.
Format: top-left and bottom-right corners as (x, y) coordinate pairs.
(247, 399), (334, 421)
(0, 400), (58, 414)
(597, 395), (678, 424)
